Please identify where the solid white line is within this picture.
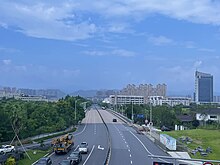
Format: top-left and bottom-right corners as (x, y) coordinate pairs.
(48, 152), (54, 158)
(74, 111), (91, 136)
(129, 130), (170, 163)
(83, 145), (95, 165)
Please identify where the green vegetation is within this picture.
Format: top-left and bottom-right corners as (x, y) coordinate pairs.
(165, 129), (220, 160)
(34, 127), (76, 143)
(18, 150), (50, 165)
(0, 96), (92, 142)
(110, 103), (220, 130)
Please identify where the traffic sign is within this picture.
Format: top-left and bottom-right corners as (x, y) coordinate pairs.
(137, 114), (144, 118)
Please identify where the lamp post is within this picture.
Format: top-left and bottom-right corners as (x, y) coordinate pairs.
(75, 99), (78, 121)
(131, 101), (134, 123)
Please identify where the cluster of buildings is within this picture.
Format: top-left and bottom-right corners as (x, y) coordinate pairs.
(106, 71), (220, 107)
(0, 87), (65, 101)
(119, 84), (167, 97)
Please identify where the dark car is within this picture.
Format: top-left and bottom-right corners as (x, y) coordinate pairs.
(35, 157), (52, 165)
(59, 159), (75, 165)
(67, 151), (82, 164)
(112, 118), (117, 122)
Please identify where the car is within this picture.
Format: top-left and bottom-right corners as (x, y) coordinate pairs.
(112, 118), (117, 122)
(35, 157), (52, 165)
(78, 142), (88, 154)
(0, 145), (15, 154)
(67, 151), (82, 164)
(59, 160), (75, 165)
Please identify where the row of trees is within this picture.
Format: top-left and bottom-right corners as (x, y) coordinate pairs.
(0, 96), (92, 142)
(100, 102), (219, 129)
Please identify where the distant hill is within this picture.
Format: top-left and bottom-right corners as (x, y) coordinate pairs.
(70, 90), (98, 97)
(70, 89), (118, 98)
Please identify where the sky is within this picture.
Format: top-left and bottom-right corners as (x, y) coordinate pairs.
(0, 0), (220, 94)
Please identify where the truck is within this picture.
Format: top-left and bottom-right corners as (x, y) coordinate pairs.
(51, 133), (74, 154)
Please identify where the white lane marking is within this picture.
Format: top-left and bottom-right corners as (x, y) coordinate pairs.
(129, 130), (170, 163)
(131, 160), (133, 164)
(83, 145), (95, 165)
(128, 149), (130, 152)
(97, 145), (104, 150)
(74, 145), (79, 151)
(127, 145), (129, 148)
(130, 154), (132, 157)
(47, 151), (54, 158)
(74, 112), (90, 136)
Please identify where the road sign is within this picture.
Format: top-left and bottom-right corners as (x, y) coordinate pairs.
(137, 114), (144, 118)
(203, 162), (214, 165)
(153, 162), (173, 165)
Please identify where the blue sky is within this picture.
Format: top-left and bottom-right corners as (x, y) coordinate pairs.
(0, 0), (220, 94)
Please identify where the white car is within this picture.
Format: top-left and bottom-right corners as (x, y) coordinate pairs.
(0, 145), (15, 154)
(78, 142), (88, 154)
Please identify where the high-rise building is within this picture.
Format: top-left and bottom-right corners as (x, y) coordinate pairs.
(195, 71), (213, 102)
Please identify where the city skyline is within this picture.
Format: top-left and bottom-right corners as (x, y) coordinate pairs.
(0, 1), (220, 93)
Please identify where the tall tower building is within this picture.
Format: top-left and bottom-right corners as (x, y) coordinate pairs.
(195, 71), (213, 102)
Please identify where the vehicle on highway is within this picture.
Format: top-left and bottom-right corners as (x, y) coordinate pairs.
(112, 118), (117, 122)
(78, 142), (88, 153)
(67, 151), (82, 164)
(35, 157), (52, 165)
(59, 159), (75, 165)
(52, 133), (74, 154)
(0, 145), (15, 154)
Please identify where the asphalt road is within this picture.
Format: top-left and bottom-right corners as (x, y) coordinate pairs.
(98, 108), (174, 165)
(49, 106), (175, 165)
(50, 107), (109, 165)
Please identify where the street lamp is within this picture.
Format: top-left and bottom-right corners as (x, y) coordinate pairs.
(131, 101), (134, 123)
(75, 99), (79, 121)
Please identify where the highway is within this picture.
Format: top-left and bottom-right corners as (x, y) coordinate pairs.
(99, 109), (171, 165)
(49, 106), (173, 165)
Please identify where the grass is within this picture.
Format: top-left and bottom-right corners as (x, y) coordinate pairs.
(18, 149), (52, 165)
(164, 129), (220, 160)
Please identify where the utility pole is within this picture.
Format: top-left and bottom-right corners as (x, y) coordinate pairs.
(75, 100), (78, 121)
(131, 101), (134, 123)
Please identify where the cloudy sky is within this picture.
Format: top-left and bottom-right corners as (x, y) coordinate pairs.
(0, 0), (220, 94)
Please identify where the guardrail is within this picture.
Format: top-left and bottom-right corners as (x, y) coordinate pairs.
(95, 106), (112, 165)
(148, 154), (220, 165)
(107, 109), (132, 124)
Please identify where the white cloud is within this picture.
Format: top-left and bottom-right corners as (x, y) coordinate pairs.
(2, 59), (11, 65)
(148, 35), (174, 46)
(1, 1), (220, 41)
(112, 49), (136, 57)
(63, 69), (80, 77)
(198, 48), (216, 52)
(184, 41), (197, 49)
(82, 49), (136, 57)
(0, 47), (20, 53)
(193, 60), (203, 68)
(0, 2), (97, 41)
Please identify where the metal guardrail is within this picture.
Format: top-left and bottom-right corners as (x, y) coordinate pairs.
(95, 107), (112, 165)
(148, 154), (220, 165)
